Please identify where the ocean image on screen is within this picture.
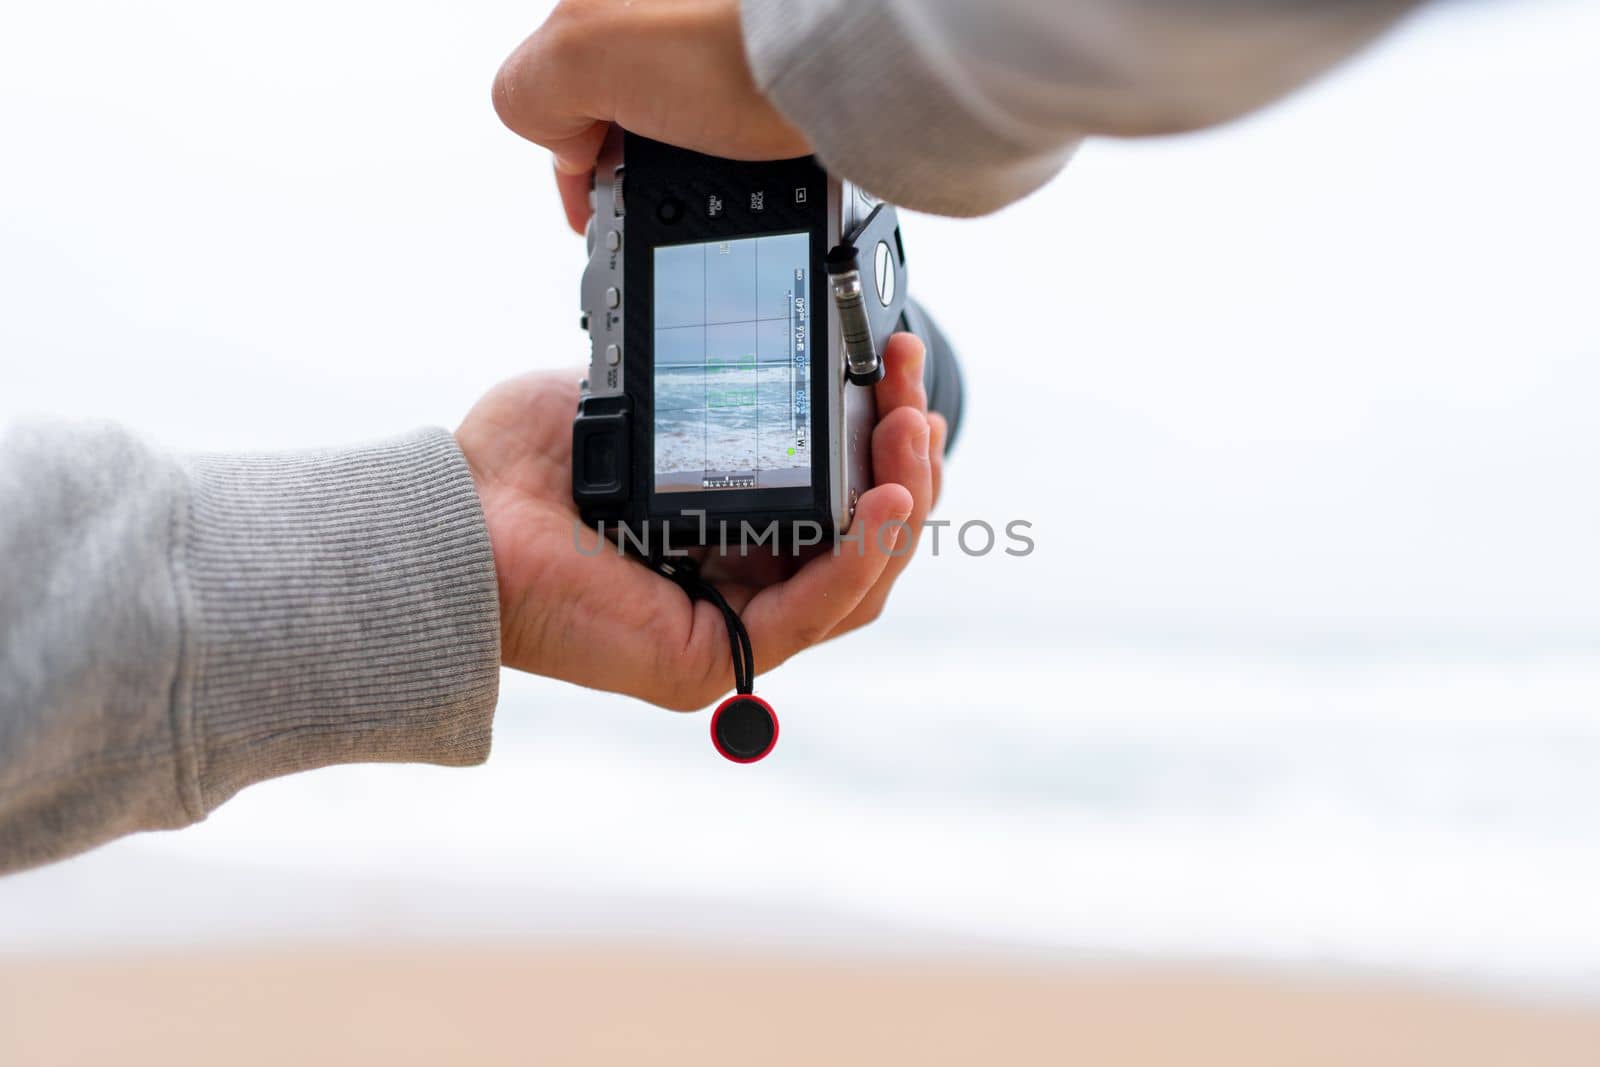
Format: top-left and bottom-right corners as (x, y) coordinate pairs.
(653, 232), (811, 493)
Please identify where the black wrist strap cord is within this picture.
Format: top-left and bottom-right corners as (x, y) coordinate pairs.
(649, 555), (779, 763)
(652, 556), (754, 696)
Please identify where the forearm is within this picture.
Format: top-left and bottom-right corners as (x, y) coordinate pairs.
(0, 422), (500, 874)
(742, 0), (1423, 216)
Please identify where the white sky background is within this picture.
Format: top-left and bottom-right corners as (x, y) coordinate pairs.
(1, 0), (1597, 650)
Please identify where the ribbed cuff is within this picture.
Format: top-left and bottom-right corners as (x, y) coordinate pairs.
(172, 429), (500, 815)
(740, 0), (1074, 217)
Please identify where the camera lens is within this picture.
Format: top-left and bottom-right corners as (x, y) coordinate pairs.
(657, 196), (685, 225)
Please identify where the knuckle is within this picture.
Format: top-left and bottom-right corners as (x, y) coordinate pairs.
(495, 1), (597, 123)
(792, 619), (830, 649)
(491, 48), (531, 128)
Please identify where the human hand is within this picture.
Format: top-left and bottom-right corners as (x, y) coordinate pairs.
(492, 0), (809, 235)
(456, 334), (947, 711)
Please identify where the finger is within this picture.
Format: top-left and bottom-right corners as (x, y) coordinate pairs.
(492, 19), (611, 152)
(614, 569), (762, 713)
(821, 337), (937, 639)
(549, 121), (611, 178)
(555, 155), (601, 235)
(823, 405), (933, 640)
(871, 406), (935, 572)
(928, 412), (948, 507)
(875, 332), (929, 417)
(493, 23), (613, 231)
(872, 337), (933, 533)
(738, 483), (914, 675)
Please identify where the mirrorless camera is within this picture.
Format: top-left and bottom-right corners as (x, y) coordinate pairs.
(572, 131), (963, 547)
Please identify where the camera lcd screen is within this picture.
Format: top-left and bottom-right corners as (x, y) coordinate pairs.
(652, 232), (812, 494)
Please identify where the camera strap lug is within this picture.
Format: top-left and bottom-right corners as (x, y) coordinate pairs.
(827, 202), (910, 388)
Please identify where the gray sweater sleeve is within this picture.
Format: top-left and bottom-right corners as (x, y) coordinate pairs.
(0, 422), (500, 874)
(741, 0), (1422, 216)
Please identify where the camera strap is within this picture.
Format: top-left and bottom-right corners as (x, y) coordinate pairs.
(651, 556), (754, 696)
(651, 555), (780, 763)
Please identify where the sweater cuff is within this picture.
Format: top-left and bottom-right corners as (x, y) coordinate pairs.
(173, 429), (501, 816)
(740, 0), (1074, 217)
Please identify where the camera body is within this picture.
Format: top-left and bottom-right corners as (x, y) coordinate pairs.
(573, 131), (953, 547)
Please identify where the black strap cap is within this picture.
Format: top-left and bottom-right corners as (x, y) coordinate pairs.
(711, 695), (779, 764)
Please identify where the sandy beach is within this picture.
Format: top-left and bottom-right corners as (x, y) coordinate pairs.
(3, 947), (1597, 1066)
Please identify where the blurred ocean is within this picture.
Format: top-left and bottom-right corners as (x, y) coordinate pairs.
(2, 632), (1598, 1000)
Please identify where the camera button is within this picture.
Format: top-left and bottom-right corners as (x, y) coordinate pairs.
(606, 229), (621, 253)
(605, 287), (620, 310)
(606, 344), (620, 366)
